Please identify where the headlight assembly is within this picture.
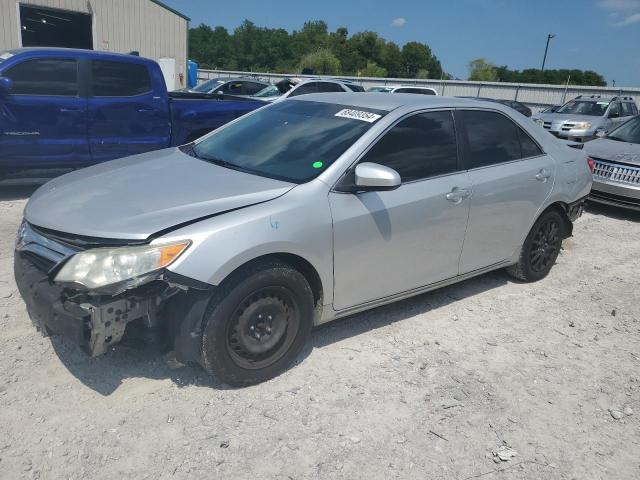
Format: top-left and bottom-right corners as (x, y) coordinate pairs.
(572, 122), (591, 130)
(55, 240), (190, 289)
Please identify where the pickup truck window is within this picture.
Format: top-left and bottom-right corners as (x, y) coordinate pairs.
(91, 60), (152, 97)
(4, 58), (78, 96)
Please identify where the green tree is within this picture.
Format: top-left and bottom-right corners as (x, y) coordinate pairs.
(299, 49), (341, 75)
(380, 42), (403, 77)
(359, 61), (387, 77)
(468, 58), (498, 81)
(402, 42), (442, 78)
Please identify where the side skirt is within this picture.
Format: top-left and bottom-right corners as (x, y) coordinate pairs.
(318, 260), (512, 325)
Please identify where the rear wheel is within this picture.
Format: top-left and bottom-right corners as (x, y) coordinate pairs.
(507, 210), (565, 282)
(201, 260), (314, 386)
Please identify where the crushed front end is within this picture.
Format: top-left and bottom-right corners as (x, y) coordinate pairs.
(14, 221), (212, 362)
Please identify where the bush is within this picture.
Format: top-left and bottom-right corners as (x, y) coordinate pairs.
(299, 49), (341, 75)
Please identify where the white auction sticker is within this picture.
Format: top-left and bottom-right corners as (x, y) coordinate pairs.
(335, 109), (382, 123)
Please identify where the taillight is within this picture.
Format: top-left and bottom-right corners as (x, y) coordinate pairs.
(587, 156), (595, 174)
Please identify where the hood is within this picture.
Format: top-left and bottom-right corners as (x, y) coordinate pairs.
(25, 148), (295, 240)
(584, 138), (640, 166)
(545, 113), (605, 124)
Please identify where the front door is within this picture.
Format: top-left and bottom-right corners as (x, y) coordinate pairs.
(456, 109), (555, 274)
(330, 110), (470, 311)
(0, 56), (89, 177)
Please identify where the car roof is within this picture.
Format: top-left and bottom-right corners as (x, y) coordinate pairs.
(290, 92), (507, 113)
(393, 85), (437, 89)
(5, 47), (156, 64)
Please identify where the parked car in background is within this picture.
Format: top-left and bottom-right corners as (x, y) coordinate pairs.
(0, 48), (267, 183)
(15, 94), (591, 385)
(458, 97), (531, 117)
(178, 77), (269, 96)
(583, 115), (640, 210)
(534, 95), (638, 142)
(368, 85), (438, 95)
(248, 78), (364, 103)
(532, 104), (562, 124)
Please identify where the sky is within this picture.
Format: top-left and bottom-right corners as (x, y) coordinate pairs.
(163, 0), (640, 87)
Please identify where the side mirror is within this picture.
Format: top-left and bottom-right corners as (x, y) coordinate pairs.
(0, 77), (12, 97)
(595, 129), (607, 138)
(355, 162), (401, 191)
(608, 111), (620, 119)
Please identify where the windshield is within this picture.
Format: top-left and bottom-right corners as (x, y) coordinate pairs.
(558, 100), (609, 116)
(607, 116), (640, 144)
(192, 100), (386, 183)
(253, 85), (280, 98)
(192, 78), (225, 93)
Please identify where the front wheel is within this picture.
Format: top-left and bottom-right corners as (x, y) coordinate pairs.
(201, 260), (314, 386)
(507, 210), (565, 282)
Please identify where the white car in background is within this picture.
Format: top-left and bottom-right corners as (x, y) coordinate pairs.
(368, 85), (438, 96)
(253, 78), (365, 102)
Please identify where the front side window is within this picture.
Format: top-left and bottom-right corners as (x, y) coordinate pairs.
(459, 110), (522, 168)
(5, 58), (78, 96)
(359, 111), (458, 182)
(192, 100), (386, 183)
(192, 78), (224, 93)
(244, 82), (267, 95)
(608, 102), (621, 117)
(91, 60), (151, 97)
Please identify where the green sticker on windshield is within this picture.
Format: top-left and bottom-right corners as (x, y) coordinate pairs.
(312, 161), (324, 169)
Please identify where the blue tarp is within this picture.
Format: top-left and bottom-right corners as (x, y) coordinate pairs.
(187, 60), (198, 88)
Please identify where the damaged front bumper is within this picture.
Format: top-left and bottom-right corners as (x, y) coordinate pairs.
(14, 225), (214, 362)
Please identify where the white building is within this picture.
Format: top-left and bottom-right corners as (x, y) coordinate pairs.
(0, 0), (189, 90)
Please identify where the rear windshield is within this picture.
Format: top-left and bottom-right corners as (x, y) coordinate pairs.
(558, 100), (609, 116)
(192, 78), (225, 92)
(192, 100), (387, 183)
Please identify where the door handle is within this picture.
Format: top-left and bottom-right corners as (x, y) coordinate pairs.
(59, 107), (80, 113)
(535, 169), (551, 182)
(445, 187), (472, 203)
(137, 108), (155, 113)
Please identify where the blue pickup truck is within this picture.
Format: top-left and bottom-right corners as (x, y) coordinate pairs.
(0, 48), (267, 183)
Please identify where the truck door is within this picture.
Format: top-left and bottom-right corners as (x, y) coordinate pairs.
(87, 59), (171, 162)
(0, 56), (89, 177)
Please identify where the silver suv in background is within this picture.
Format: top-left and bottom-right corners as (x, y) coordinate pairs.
(15, 94), (591, 386)
(368, 85), (438, 95)
(534, 95), (638, 142)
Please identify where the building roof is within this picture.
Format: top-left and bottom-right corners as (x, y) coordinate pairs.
(149, 0), (190, 21)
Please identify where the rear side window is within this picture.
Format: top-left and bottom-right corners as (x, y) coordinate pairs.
(243, 82), (266, 95)
(518, 129), (543, 158)
(91, 60), (151, 97)
(459, 110), (526, 168)
(360, 110), (458, 182)
(288, 83), (317, 97)
(316, 82), (344, 93)
(621, 102), (634, 116)
(5, 58), (78, 96)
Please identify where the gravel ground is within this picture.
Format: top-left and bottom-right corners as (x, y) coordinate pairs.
(0, 190), (639, 480)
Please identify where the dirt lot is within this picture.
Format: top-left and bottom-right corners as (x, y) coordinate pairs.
(0, 189), (639, 480)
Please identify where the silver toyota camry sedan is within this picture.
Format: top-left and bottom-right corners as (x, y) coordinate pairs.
(15, 94), (592, 385)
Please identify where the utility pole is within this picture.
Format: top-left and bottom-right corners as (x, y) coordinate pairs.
(541, 34), (555, 72)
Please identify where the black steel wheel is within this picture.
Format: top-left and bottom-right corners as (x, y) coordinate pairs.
(507, 210), (565, 282)
(201, 260), (314, 386)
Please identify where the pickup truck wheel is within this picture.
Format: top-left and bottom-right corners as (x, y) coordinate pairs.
(201, 260), (314, 386)
(507, 210), (564, 282)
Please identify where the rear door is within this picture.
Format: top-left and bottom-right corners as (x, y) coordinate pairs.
(87, 59), (170, 162)
(0, 56), (89, 174)
(456, 109), (555, 274)
(330, 110), (471, 310)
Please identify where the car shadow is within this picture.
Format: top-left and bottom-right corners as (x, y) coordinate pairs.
(585, 201), (640, 222)
(50, 270), (509, 395)
(0, 185), (40, 201)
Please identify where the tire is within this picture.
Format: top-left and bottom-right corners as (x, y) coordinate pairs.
(201, 259), (314, 386)
(507, 210), (565, 282)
